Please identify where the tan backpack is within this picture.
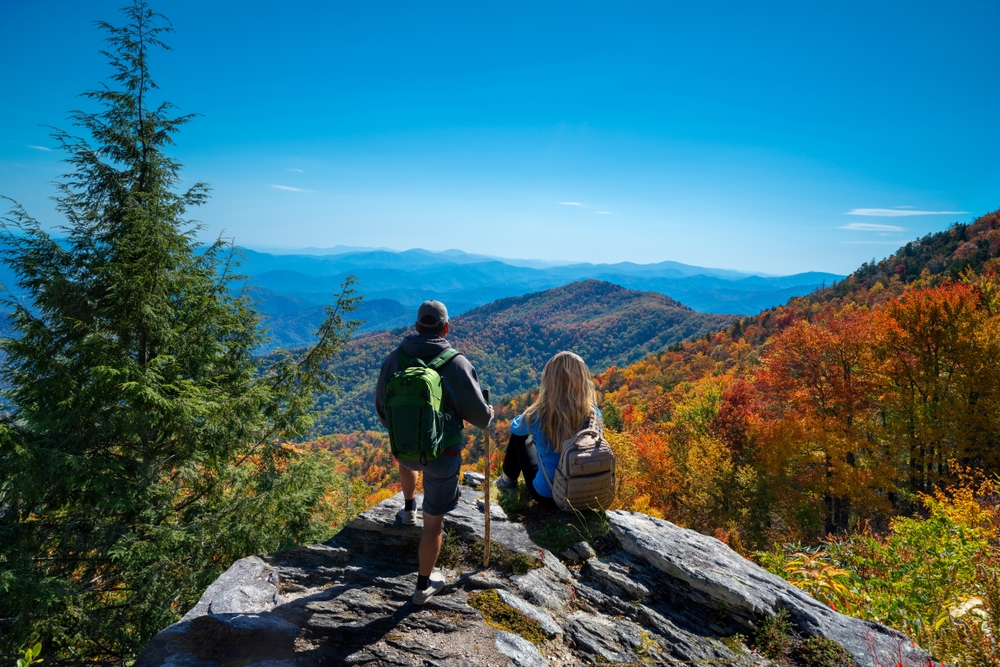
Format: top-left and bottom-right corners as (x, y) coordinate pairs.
(536, 410), (616, 512)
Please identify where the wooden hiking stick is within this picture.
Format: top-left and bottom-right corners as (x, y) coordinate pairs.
(482, 389), (491, 567)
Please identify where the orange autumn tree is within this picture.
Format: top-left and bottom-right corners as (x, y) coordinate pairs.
(877, 274), (1000, 495)
(606, 428), (677, 518)
(752, 304), (895, 536)
(745, 274), (1000, 539)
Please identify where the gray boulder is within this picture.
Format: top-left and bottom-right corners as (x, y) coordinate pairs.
(494, 631), (545, 667)
(607, 510), (934, 667)
(463, 471), (485, 486)
(136, 488), (933, 667)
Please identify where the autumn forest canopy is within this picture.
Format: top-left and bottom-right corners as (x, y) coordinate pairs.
(1, 2), (999, 666)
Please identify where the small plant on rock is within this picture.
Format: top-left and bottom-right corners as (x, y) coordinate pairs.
(720, 633), (747, 655)
(435, 530), (466, 569)
(434, 529), (542, 575)
(792, 636), (854, 667)
(468, 590), (546, 645)
(751, 608), (793, 660)
(633, 629), (660, 662)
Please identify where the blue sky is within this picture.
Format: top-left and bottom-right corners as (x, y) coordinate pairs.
(1, 0), (997, 275)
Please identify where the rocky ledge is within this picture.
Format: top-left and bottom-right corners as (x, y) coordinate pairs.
(138, 486), (933, 667)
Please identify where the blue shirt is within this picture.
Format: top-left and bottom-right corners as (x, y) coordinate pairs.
(510, 407), (603, 498)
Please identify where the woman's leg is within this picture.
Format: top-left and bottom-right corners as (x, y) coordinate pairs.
(507, 437), (557, 509)
(502, 433), (529, 482)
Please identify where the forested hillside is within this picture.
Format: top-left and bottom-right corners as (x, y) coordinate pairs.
(594, 210), (1000, 521)
(600, 209), (1000, 401)
(582, 210), (1000, 663)
(312, 280), (734, 433)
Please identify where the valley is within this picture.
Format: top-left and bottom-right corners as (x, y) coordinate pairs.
(310, 279), (734, 434)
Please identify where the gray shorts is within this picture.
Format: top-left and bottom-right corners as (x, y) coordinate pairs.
(397, 451), (462, 516)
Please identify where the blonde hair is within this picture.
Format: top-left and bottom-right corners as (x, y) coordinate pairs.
(523, 351), (597, 452)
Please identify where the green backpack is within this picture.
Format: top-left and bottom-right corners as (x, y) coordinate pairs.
(383, 348), (461, 464)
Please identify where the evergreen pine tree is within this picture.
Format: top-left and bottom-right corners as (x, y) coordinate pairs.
(0, 2), (359, 661)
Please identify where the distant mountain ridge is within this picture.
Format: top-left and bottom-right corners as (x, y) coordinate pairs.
(242, 245), (773, 279)
(311, 279), (734, 434)
(0, 240), (841, 351)
(235, 246), (841, 351)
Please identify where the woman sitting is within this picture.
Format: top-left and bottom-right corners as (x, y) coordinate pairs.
(495, 351), (603, 507)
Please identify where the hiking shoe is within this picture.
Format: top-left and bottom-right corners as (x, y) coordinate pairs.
(412, 572), (446, 605)
(494, 474), (519, 493)
(396, 506), (418, 526)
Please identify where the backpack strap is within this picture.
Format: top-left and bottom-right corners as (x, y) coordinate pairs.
(396, 347), (460, 371)
(427, 348), (461, 371)
(587, 407), (605, 437)
(535, 437), (558, 502)
(526, 434), (560, 505)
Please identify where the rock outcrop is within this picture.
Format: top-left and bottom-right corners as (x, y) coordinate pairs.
(137, 485), (933, 667)
(608, 511), (932, 667)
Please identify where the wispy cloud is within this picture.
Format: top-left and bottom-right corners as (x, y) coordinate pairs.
(27, 145), (51, 151)
(840, 222), (906, 232)
(286, 168), (303, 173)
(559, 201), (584, 206)
(595, 211), (613, 215)
(845, 207), (968, 217)
(271, 184), (309, 192)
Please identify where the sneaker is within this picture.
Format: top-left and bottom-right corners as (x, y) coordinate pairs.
(412, 572), (446, 605)
(396, 506), (418, 526)
(494, 474), (519, 493)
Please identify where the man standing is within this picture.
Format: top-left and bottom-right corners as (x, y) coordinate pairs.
(375, 300), (493, 604)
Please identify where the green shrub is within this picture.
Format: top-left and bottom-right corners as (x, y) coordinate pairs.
(792, 636), (854, 667)
(756, 478), (1000, 666)
(435, 529), (542, 576)
(751, 608), (792, 660)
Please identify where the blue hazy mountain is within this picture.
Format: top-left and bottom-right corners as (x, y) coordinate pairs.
(0, 241), (842, 351)
(238, 246), (843, 351)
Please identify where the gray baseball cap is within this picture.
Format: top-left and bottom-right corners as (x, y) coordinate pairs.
(416, 300), (449, 327)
